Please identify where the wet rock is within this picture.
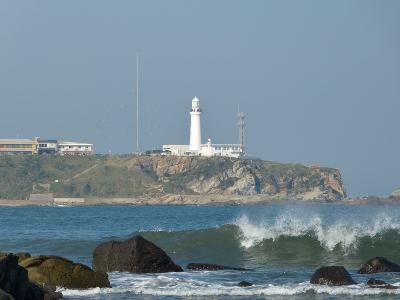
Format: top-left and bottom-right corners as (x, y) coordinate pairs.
(381, 285), (399, 290)
(367, 278), (399, 290)
(0, 253), (30, 300)
(367, 278), (387, 286)
(24, 282), (46, 300)
(187, 263), (251, 271)
(238, 281), (253, 287)
(92, 235), (183, 273)
(19, 255), (110, 289)
(0, 253), (62, 300)
(26, 282), (63, 300)
(41, 289), (63, 300)
(310, 266), (356, 286)
(358, 257), (400, 274)
(0, 289), (14, 300)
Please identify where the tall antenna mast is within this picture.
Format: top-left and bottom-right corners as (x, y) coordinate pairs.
(237, 109), (246, 156)
(136, 53), (139, 153)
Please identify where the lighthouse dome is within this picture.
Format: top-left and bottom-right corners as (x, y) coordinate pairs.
(191, 97), (201, 110)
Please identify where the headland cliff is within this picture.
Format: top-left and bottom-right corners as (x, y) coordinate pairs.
(0, 155), (346, 205)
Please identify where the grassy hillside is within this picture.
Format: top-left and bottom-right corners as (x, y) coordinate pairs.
(0, 155), (157, 199)
(0, 155), (98, 199)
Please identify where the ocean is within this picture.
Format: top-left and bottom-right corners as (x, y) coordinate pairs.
(1, 203), (400, 299)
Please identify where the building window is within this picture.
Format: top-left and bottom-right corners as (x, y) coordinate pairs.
(0, 144), (32, 149)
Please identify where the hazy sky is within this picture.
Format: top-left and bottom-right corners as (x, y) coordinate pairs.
(1, 1), (399, 196)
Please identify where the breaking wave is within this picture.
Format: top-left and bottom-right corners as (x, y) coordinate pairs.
(235, 213), (400, 252)
(137, 212), (400, 267)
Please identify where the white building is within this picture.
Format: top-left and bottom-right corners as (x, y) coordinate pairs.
(37, 139), (58, 155)
(162, 144), (190, 156)
(162, 97), (243, 158)
(58, 141), (94, 156)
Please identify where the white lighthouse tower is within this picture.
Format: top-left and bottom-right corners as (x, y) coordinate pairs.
(189, 97), (202, 153)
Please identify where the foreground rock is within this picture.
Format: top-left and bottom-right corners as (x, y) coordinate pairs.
(93, 235), (183, 273)
(310, 266), (356, 286)
(238, 281), (253, 287)
(0, 253), (26, 299)
(358, 257), (400, 274)
(367, 278), (387, 286)
(0, 253), (58, 300)
(0, 289), (14, 300)
(187, 263), (251, 271)
(19, 255), (110, 289)
(367, 278), (399, 290)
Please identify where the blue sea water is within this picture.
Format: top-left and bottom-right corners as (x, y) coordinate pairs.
(1, 203), (400, 299)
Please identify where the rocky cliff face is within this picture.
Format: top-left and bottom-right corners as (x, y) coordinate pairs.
(130, 156), (346, 201)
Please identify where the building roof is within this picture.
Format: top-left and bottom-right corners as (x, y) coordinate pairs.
(201, 143), (242, 146)
(38, 139), (58, 143)
(0, 139), (35, 143)
(58, 141), (93, 146)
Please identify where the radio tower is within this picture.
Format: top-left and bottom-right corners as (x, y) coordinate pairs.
(237, 110), (246, 156)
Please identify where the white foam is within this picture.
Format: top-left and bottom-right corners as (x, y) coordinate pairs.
(234, 212), (400, 253)
(143, 225), (168, 232)
(60, 273), (400, 297)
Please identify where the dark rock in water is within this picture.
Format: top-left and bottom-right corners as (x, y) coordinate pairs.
(238, 281), (253, 287)
(25, 282), (46, 300)
(187, 263), (251, 271)
(92, 235), (183, 273)
(0, 253), (45, 300)
(367, 278), (399, 290)
(19, 255), (110, 289)
(0, 252), (30, 300)
(26, 281), (62, 300)
(0, 289), (14, 300)
(367, 278), (387, 286)
(358, 257), (400, 274)
(310, 266), (356, 286)
(382, 285), (399, 290)
(26, 284), (61, 300)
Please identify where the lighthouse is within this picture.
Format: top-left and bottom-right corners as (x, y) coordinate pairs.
(162, 96), (244, 158)
(189, 97), (202, 152)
